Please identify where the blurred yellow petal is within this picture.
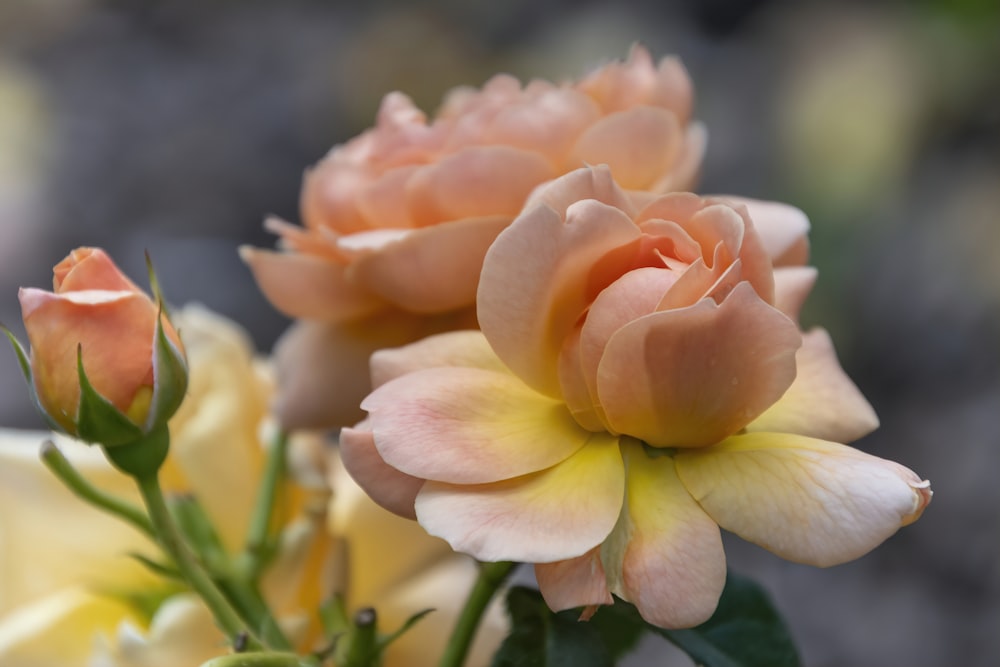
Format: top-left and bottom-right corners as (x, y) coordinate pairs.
(0, 587), (138, 667)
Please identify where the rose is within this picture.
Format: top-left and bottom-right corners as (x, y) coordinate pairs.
(0, 306), (502, 666)
(241, 45), (705, 430)
(8, 247), (186, 448)
(342, 166), (931, 628)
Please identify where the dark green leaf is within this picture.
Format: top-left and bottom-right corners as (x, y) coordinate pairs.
(631, 571), (801, 667)
(491, 587), (611, 667)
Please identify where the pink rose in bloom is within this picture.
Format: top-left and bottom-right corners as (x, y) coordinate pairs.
(242, 45), (705, 430)
(341, 166), (932, 628)
(11, 248), (186, 440)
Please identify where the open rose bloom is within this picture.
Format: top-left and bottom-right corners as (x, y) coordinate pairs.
(242, 46), (706, 429)
(342, 166), (931, 628)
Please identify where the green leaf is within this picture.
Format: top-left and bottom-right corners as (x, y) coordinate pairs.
(491, 587), (612, 667)
(602, 571), (801, 667)
(75, 345), (144, 446)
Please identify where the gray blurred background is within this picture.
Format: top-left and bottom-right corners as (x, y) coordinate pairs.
(1, 0), (997, 665)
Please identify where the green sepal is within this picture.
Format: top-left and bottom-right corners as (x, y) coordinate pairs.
(103, 424), (169, 477)
(145, 304), (188, 431)
(75, 345), (144, 446)
(198, 653), (313, 667)
(2, 325), (66, 433)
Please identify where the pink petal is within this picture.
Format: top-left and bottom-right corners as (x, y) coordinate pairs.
(602, 441), (726, 628)
(300, 160), (374, 234)
(482, 88), (602, 171)
(271, 311), (475, 430)
(578, 267), (679, 423)
(327, 447), (456, 603)
(414, 432), (625, 562)
(598, 283), (802, 447)
(354, 165), (421, 229)
(239, 246), (382, 321)
(535, 547), (612, 613)
(406, 146), (555, 227)
(675, 432), (932, 566)
(571, 107), (682, 190)
(720, 197), (810, 267)
(340, 424), (423, 520)
(478, 185), (641, 397)
(364, 367), (592, 484)
(749, 328), (879, 443)
(651, 121), (707, 192)
(370, 330), (508, 389)
(773, 266), (817, 321)
(523, 164), (636, 218)
(348, 215), (511, 313)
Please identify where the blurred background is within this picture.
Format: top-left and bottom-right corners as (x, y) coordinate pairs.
(0, 0), (997, 664)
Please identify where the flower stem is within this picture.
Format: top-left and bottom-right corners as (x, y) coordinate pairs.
(40, 439), (154, 538)
(198, 652), (318, 667)
(437, 561), (515, 667)
(136, 472), (264, 651)
(238, 428), (289, 581)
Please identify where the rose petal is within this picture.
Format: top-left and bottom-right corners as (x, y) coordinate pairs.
(535, 547), (612, 613)
(598, 283), (801, 447)
(652, 121), (707, 192)
(328, 448), (454, 601)
(523, 163), (636, 218)
(20, 288), (159, 422)
(578, 267), (679, 423)
(370, 330), (508, 389)
(720, 197), (810, 267)
(349, 215), (511, 313)
(239, 246), (382, 321)
(571, 106), (682, 190)
(482, 88), (602, 171)
(773, 266), (817, 321)
(0, 588), (138, 665)
(479, 178), (642, 396)
(601, 441), (726, 628)
(675, 432), (932, 566)
(406, 146), (555, 227)
(339, 425), (423, 520)
(53, 247), (140, 294)
(272, 311), (478, 431)
(749, 328), (880, 442)
(415, 432), (624, 562)
(364, 367), (591, 484)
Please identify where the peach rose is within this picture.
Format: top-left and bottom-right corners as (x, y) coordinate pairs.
(10, 248), (186, 444)
(341, 166), (931, 628)
(242, 45), (706, 430)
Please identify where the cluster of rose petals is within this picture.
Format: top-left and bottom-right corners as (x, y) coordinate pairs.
(17, 248), (184, 435)
(242, 45), (706, 430)
(341, 166), (932, 628)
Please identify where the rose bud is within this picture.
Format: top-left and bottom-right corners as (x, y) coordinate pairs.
(4, 248), (187, 454)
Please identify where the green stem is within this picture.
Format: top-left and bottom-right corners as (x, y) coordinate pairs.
(199, 652), (317, 667)
(438, 561), (516, 667)
(136, 473), (264, 651)
(238, 429), (289, 581)
(40, 440), (154, 538)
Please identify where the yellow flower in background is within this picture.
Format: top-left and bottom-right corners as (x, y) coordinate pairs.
(0, 305), (501, 666)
